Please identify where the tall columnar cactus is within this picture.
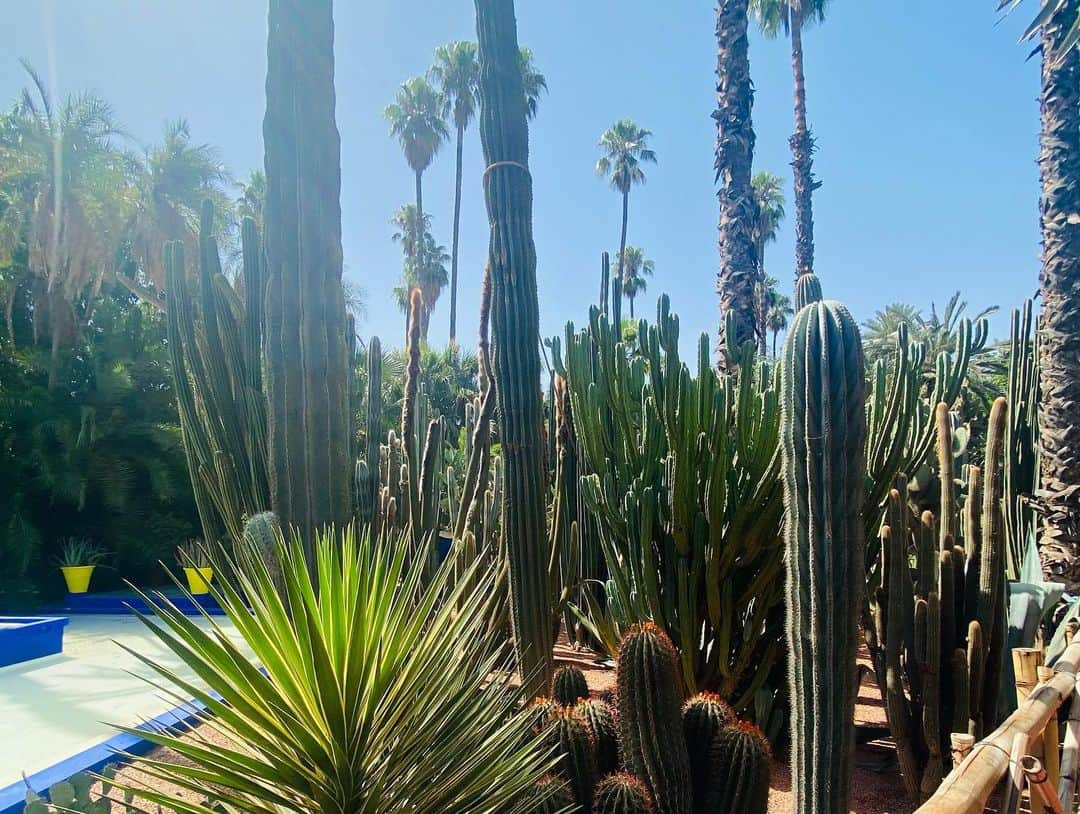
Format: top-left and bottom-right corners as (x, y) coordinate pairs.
(356, 336), (383, 526)
(577, 698), (619, 776)
(617, 623), (693, 814)
(780, 299), (866, 814)
(263, 0), (353, 548)
(553, 665), (590, 706)
(544, 706), (598, 810)
(701, 722), (771, 814)
(474, 0), (554, 698)
(593, 773), (656, 814)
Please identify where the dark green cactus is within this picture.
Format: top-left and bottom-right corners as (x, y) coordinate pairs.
(616, 623), (692, 814)
(528, 696), (559, 734)
(780, 299), (866, 814)
(534, 775), (577, 814)
(356, 336), (383, 526)
(593, 773), (656, 814)
(701, 722), (771, 814)
(577, 698), (619, 776)
(544, 706), (598, 810)
(793, 272), (823, 311)
(553, 665), (590, 706)
(681, 692), (734, 805)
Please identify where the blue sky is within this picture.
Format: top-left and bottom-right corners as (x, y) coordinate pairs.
(0, 1), (1041, 351)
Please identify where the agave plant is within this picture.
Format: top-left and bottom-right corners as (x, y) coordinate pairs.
(107, 524), (555, 813)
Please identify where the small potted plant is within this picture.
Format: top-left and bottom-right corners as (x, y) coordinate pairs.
(177, 539), (213, 595)
(57, 538), (107, 594)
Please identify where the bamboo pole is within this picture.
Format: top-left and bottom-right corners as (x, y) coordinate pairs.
(950, 733), (975, 770)
(1038, 665), (1062, 797)
(915, 640), (1080, 814)
(1057, 680), (1080, 811)
(1000, 733), (1030, 814)
(1016, 647), (1047, 814)
(1022, 755), (1066, 814)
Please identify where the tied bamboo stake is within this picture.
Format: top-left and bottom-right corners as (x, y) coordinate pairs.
(950, 733), (975, 770)
(1001, 733), (1030, 814)
(1022, 755), (1066, 814)
(1057, 680), (1080, 810)
(1038, 665), (1062, 797)
(1014, 647), (1047, 814)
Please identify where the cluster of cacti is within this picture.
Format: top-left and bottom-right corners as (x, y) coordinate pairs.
(165, 202), (270, 546)
(867, 398), (1009, 803)
(552, 295), (785, 703)
(779, 298), (866, 814)
(1004, 299), (1040, 579)
(530, 626), (771, 814)
(23, 766), (137, 814)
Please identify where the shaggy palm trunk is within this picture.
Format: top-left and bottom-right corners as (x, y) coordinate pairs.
(714, 0), (759, 366)
(617, 189), (629, 317)
(474, 0), (554, 698)
(790, 8), (819, 282)
(263, 0), (352, 548)
(449, 121), (464, 344)
(1037, 0), (1080, 588)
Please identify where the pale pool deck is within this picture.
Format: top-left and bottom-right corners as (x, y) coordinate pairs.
(0, 613), (246, 789)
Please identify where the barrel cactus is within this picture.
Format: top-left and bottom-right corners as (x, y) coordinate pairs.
(593, 773), (656, 814)
(534, 775), (577, 813)
(544, 706), (598, 808)
(577, 698), (619, 775)
(617, 623), (692, 814)
(780, 299), (866, 814)
(553, 665), (590, 706)
(682, 692), (734, 804)
(701, 721), (771, 814)
(794, 272), (823, 311)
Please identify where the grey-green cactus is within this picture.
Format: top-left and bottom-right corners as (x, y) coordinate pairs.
(24, 766), (137, 814)
(593, 773), (656, 814)
(553, 665), (590, 706)
(700, 722), (771, 814)
(780, 299), (866, 814)
(616, 623), (692, 814)
(793, 272), (822, 311)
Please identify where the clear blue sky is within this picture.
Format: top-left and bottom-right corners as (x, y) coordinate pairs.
(0, 1), (1041, 351)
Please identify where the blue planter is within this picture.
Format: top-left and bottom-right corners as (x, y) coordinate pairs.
(0, 616), (68, 668)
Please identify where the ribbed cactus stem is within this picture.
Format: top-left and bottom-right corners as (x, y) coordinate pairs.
(935, 403), (957, 550)
(545, 706), (598, 809)
(593, 773), (656, 814)
(793, 273), (823, 311)
(577, 699), (619, 776)
(553, 665), (590, 706)
(780, 299), (865, 814)
(535, 776), (576, 814)
(977, 397), (1008, 731)
(360, 336), (383, 526)
(702, 722), (772, 814)
(682, 692), (734, 805)
(242, 512), (282, 590)
(617, 623), (692, 814)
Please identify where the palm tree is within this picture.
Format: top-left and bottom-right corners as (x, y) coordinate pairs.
(391, 204), (449, 339)
(614, 245), (654, 319)
(0, 61), (130, 387)
(1000, 0), (1080, 57)
(752, 172), (786, 354)
(384, 77), (449, 286)
(237, 169), (266, 233)
(595, 120), (656, 330)
(430, 42), (479, 345)
(518, 47), (548, 120)
(750, 0), (830, 282)
(715, 0), (759, 363)
(766, 290), (793, 357)
(1030, 0), (1080, 585)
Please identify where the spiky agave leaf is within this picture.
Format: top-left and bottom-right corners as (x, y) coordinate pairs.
(105, 525), (554, 813)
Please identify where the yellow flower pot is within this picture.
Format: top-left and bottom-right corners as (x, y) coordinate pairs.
(184, 566), (213, 595)
(60, 565), (96, 594)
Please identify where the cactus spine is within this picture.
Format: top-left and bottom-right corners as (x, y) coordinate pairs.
(545, 706), (598, 810)
(263, 0), (352, 548)
(701, 722), (771, 814)
(617, 623), (693, 814)
(577, 698), (619, 776)
(553, 665), (590, 706)
(780, 299), (866, 814)
(475, 0), (554, 698)
(593, 773), (656, 814)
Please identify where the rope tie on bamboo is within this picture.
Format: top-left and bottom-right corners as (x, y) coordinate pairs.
(482, 160), (531, 188)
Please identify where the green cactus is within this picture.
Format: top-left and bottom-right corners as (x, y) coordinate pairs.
(681, 692), (734, 805)
(528, 696), (559, 734)
(577, 698), (619, 776)
(701, 722), (771, 814)
(544, 706), (598, 810)
(780, 299), (866, 814)
(23, 766), (138, 814)
(616, 623), (692, 814)
(242, 512), (282, 589)
(793, 272), (823, 311)
(356, 336), (383, 526)
(593, 773), (656, 814)
(534, 775), (578, 813)
(553, 665), (590, 706)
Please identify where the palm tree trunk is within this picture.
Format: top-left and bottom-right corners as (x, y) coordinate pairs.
(756, 236), (767, 356)
(629, 293), (635, 320)
(1037, 0), (1080, 588)
(772, 327), (778, 358)
(617, 189), (629, 303)
(790, 7), (818, 282)
(449, 121), (465, 344)
(414, 168), (425, 278)
(474, 0), (554, 699)
(714, 0), (759, 369)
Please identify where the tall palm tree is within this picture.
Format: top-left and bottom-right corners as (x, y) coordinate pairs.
(518, 47), (548, 120)
(766, 289), (793, 358)
(595, 120), (656, 329)
(715, 0), (759, 364)
(237, 169), (266, 233)
(614, 245), (654, 319)
(1031, 0), (1080, 585)
(750, 0), (830, 282)
(0, 61), (130, 387)
(430, 42), (479, 345)
(391, 204), (449, 339)
(385, 77), (448, 287)
(1000, 0), (1080, 57)
(752, 171), (786, 354)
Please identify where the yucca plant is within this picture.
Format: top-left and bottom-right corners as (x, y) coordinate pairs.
(107, 525), (554, 813)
